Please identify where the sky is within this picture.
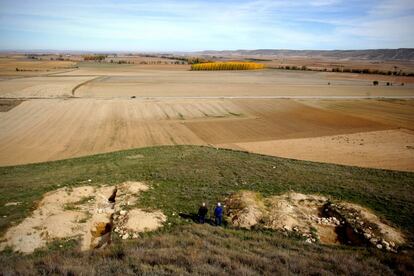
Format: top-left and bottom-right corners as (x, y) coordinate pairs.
(0, 0), (413, 51)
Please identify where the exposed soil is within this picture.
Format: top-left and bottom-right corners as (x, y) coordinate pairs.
(225, 191), (405, 251)
(0, 181), (165, 253)
(0, 76), (96, 98)
(73, 70), (414, 98)
(0, 99), (23, 112)
(225, 129), (414, 172)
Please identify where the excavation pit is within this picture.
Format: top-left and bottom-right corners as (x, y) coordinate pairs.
(0, 181), (166, 253)
(225, 191), (405, 251)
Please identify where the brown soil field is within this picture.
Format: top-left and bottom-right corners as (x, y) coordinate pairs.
(74, 70), (414, 98)
(60, 62), (190, 76)
(300, 99), (414, 129)
(0, 76), (96, 98)
(0, 60), (413, 171)
(184, 99), (391, 144)
(0, 57), (77, 76)
(0, 97), (412, 170)
(221, 129), (414, 172)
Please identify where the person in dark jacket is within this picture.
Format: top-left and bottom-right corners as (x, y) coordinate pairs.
(214, 202), (223, 226)
(198, 202), (208, 224)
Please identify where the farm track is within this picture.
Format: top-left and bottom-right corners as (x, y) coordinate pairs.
(1, 96), (414, 100)
(71, 76), (106, 96)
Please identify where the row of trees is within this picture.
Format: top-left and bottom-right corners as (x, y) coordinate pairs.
(83, 55), (107, 61)
(332, 67), (413, 76)
(138, 61), (186, 65)
(191, 62), (265, 71)
(273, 65), (414, 76)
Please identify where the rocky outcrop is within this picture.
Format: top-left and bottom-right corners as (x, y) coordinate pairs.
(224, 191), (405, 251)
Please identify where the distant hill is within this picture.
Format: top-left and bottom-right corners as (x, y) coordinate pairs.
(198, 48), (414, 61)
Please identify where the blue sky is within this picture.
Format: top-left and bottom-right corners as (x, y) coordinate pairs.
(0, 0), (413, 51)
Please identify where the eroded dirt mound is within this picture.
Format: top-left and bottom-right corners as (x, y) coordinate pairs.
(0, 181), (166, 253)
(225, 191), (266, 229)
(225, 191), (405, 251)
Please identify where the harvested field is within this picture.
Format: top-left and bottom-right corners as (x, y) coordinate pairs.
(0, 97), (413, 170)
(222, 129), (414, 171)
(300, 99), (414, 129)
(0, 99), (213, 166)
(0, 61), (413, 171)
(186, 99), (391, 144)
(0, 76), (96, 98)
(0, 57), (77, 76)
(74, 69), (414, 98)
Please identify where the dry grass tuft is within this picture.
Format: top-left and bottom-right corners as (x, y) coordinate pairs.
(1, 224), (407, 275)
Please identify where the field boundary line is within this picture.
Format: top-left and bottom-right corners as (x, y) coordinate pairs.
(71, 76), (103, 96)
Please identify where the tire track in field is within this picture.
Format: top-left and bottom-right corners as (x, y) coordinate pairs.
(71, 76), (106, 96)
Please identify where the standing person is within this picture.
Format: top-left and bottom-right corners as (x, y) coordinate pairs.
(198, 202), (208, 224)
(214, 202), (223, 226)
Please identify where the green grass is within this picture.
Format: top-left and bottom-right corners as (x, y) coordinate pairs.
(0, 146), (413, 237)
(0, 145), (413, 274)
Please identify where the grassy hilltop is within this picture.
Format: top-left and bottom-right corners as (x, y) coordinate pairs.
(0, 145), (413, 274)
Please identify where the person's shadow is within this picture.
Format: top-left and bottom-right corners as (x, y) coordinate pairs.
(178, 212), (226, 226)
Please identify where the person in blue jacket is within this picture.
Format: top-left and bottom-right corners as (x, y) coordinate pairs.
(214, 202), (223, 226)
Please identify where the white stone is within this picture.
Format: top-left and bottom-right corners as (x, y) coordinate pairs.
(122, 233), (129, 240)
(376, 244), (383, 249)
(120, 210), (127, 216)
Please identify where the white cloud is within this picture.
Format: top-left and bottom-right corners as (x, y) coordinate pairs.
(0, 0), (412, 50)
